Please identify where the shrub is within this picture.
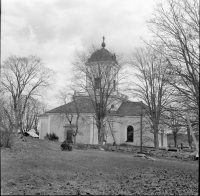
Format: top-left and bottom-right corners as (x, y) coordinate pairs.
(0, 130), (14, 148)
(61, 140), (72, 151)
(44, 133), (59, 141)
(76, 143), (89, 150)
(23, 132), (29, 137)
(119, 143), (128, 147)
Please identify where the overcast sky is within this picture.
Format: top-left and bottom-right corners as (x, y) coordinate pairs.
(2, 0), (157, 109)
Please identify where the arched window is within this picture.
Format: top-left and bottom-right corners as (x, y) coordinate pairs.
(127, 125), (134, 142)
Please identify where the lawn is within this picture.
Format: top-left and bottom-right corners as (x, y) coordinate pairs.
(1, 136), (199, 195)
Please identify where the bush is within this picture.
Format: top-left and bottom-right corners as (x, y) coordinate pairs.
(75, 143), (89, 150)
(0, 130), (14, 148)
(119, 143), (128, 147)
(44, 133), (59, 141)
(61, 140), (72, 151)
(23, 132), (29, 137)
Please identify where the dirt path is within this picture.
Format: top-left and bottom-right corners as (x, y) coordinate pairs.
(1, 137), (199, 195)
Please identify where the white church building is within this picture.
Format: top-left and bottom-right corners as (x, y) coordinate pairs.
(38, 38), (167, 148)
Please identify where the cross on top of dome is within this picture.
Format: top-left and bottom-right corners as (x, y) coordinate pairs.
(102, 36), (106, 48)
(87, 37), (117, 64)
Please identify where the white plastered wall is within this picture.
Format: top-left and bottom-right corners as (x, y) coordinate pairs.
(38, 117), (48, 139)
(39, 113), (167, 147)
(48, 113), (92, 143)
(89, 116), (99, 144)
(105, 116), (141, 145)
(104, 116), (168, 148)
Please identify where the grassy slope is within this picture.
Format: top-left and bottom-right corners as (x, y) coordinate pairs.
(1, 136), (199, 195)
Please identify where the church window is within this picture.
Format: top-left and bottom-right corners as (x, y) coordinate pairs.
(127, 125), (134, 142)
(94, 77), (101, 89)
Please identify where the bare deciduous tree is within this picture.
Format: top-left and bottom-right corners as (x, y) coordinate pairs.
(164, 99), (198, 148)
(168, 106), (182, 147)
(57, 88), (82, 143)
(0, 95), (15, 132)
(148, 0), (199, 126)
(21, 97), (47, 133)
(129, 46), (173, 150)
(1, 55), (55, 133)
(71, 46), (127, 144)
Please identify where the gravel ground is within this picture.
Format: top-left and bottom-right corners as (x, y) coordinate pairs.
(1, 137), (199, 195)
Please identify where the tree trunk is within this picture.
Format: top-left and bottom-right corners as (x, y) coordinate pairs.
(14, 110), (19, 133)
(173, 131), (177, 147)
(187, 126), (192, 148)
(98, 131), (104, 145)
(154, 131), (159, 150)
(97, 122), (101, 144)
(19, 120), (23, 133)
(109, 122), (116, 144)
(97, 119), (104, 145)
(73, 127), (78, 144)
(98, 130), (102, 144)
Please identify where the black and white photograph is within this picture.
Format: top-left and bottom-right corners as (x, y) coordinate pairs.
(1, 0), (199, 195)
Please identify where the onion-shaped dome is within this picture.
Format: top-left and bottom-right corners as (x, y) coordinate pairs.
(87, 37), (117, 63)
(88, 48), (117, 63)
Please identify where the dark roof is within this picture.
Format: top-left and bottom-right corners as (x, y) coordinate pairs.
(44, 98), (147, 117)
(88, 48), (117, 63)
(46, 98), (95, 114)
(38, 113), (49, 117)
(116, 101), (147, 116)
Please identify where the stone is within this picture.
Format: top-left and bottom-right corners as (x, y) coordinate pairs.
(133, 153), (146, 157)
(175, 153), (183, 159)
(182, 154), (190, 159)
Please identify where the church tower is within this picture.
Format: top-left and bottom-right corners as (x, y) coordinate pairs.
(85, 37), (119, 96)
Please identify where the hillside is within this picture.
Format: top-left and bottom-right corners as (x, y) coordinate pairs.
(1, 136), (199, 195)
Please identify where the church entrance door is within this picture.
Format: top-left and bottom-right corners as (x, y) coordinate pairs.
(66, 130), (73, 143)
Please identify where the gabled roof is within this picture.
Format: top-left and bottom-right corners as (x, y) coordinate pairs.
(46, 98), (95, 114)
(38, 113), (49, 117)
(41, 98), (147, 117)
(116, 101), (147, 116)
